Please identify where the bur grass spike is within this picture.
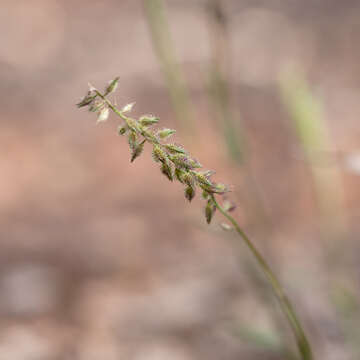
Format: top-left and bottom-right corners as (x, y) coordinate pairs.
(77, 78), (314, 360)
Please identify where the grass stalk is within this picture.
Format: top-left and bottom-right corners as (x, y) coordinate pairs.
(211, 194), (313, 360)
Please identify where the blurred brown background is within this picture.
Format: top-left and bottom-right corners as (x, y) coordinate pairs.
(1, 0), (360, 359)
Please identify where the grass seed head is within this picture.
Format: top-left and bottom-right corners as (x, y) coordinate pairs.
(77, 78), (230, 224)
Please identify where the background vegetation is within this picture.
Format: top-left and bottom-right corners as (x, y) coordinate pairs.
(1, 1), (360, 359)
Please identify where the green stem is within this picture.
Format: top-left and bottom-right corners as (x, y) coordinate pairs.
(210, 194), (313, 360)
(95, 90), (128, 121)
(95, 90), (162, 146)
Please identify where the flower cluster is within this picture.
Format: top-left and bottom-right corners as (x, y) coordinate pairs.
(77, 77), (230, 224)
(76, 80), (314, 360)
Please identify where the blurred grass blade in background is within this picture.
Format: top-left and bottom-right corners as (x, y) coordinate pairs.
(280, 69), (347, 231)
(206, 0), (244, 163)
(143, 0), (195, 133)
(331, 282), (360, 358)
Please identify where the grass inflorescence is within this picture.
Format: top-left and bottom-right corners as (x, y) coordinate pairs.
(77, 77), (228, 224)
(77, 77), (313, 360)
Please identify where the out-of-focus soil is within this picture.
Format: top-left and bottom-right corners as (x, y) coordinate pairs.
(1, 1), (360, 359)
